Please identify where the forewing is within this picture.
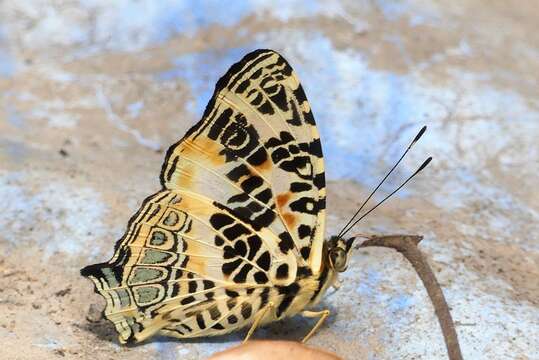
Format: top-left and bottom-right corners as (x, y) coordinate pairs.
(162, 49), (326, 273)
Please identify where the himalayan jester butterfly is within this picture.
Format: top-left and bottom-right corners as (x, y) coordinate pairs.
(81, 49), (431, 344)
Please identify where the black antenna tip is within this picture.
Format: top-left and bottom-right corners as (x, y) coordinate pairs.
(413, 125), (427, 144)
(416, 156), (432, 173)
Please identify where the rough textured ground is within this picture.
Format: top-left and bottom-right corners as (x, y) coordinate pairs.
(0, 1), (538, 359)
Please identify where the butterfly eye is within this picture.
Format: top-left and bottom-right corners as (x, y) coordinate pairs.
(329, 248), (347, 272)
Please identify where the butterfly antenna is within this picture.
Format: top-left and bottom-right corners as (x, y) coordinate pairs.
(340, 156), (432, 238)
(336, 125), (427, 239)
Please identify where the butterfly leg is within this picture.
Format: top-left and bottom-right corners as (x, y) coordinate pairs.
(243, 302), (275, 343)
(300, 309), (330, 343)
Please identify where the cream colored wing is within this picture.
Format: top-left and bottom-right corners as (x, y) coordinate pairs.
(162, 49), (326, 273)
(82, 190), (288, 342)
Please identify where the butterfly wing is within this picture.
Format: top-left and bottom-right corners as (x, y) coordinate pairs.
(82, 190), (283, 342)
(81, 49), (326, 343)
(162, 49), (326, 273)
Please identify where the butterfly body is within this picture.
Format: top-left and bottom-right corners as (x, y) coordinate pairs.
(82, 49), (351, 344)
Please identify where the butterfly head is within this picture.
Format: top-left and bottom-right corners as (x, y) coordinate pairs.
(326, 236), (355, 272)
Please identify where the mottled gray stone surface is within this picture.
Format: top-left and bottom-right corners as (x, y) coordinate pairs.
(0, 1), (537, 359)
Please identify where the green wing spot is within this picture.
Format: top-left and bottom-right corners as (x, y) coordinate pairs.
(129, 267), (164, 285)
(150, 230), (166, 246)
(163, 211), (179, 226)
(135, 286), (160, 305)
(141, 249), (172, 265)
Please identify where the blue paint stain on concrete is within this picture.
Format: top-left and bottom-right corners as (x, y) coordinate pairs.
(12, 0), (347, 57)
(152, 341), (179, 360)
(5, 105), (25, 128)
(0, 27), (15, 78)
(0, 52), (14, 78)
(152, 335), (238, 359)
(94, 0), (252, 49)
(376, 1), (411, 21)
(356, 270), (382, 296)
(374, 0), (439, 26)
(0, 173), (108, 257)
(388, 294), (414, 312)
(156, 0), (248, 38)
(1, 140), (27, 162)
(126, 101), (144, 119)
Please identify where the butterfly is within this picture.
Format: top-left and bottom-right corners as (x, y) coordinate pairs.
(81, 49), (428, 345)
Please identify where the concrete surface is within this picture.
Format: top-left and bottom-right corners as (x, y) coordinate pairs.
(0, 1), (537, 359)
